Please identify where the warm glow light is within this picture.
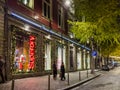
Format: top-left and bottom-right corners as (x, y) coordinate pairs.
(65, 0), (70, 7)
(34, 15), (39, 19)
(24, 0), (27, 5)
(25, 25), (29, 30)
(70, 43), (74, 46)
(45, 35), (51, 39)
(78, 48), (81, 50)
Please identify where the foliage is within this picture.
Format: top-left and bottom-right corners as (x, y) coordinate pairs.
(69, 0), (120, 56)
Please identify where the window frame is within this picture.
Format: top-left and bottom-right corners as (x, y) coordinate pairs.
(42, 0), (52, 19)
(58, 4), (65, 30)
(18, 0), (34, 9)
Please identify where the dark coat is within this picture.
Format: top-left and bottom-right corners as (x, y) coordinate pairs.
(53, 63), (57, 75)
(60, 64), (65, 77)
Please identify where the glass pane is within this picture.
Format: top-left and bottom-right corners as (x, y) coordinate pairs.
(77, 51), (82, 69)
(19, 0), (34, 9)
(48, 6), (50, 18)
(45, 42), (51, 70)
(57, 46), (62, 70)
(44, 3), (47, 17)
(58, 14), (61, 26)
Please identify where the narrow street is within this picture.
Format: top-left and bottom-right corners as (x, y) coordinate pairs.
(72, 67), (120, 90)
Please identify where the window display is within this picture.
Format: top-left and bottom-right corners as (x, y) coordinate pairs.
(87, 53), (90, 69)
(83, 51), (86, 69)
(77, 50), (82, 70)
(63, 46), (66, 68)
(13, 30), (36, 73)
(44, 41), (51, 70)
(57, 46), (62, 70)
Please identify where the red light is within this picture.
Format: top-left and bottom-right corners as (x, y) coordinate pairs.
(29, 35), (35, 70)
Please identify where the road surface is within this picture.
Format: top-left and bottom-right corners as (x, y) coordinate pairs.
(72, 67), (120, 90)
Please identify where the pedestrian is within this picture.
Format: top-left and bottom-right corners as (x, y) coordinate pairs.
(53, 61), (57, 80)
(0, 56), (5, 83)
(60, 62), (65, 81)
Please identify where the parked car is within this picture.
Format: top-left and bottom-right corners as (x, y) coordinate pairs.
(102, 65), (110, 71)
(113, 61), (118, 67)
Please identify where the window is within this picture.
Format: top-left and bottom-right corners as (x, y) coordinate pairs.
(42, 0), (52, 19)
(58, 5), (64, 29)
(11, 26), (36, 74)
(44, 40), (51, 70)
(19, 0), (34, 9)
(77, 49), (82, 70)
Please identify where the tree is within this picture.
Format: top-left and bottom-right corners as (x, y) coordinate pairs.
(69, 0), (120, 56)
(69, 0), (120, 73)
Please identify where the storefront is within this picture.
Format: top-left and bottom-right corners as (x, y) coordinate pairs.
(6, 13), (68, 78)
(4, 11), (91, 80)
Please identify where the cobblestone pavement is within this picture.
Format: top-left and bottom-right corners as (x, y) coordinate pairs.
(0, 70), (100, 90)
(72, 67), (120, 90)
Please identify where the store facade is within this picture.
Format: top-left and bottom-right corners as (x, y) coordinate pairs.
(4, 12), (90, 80)
(4, 11), (70, 79)
(0, 0), (91, 80)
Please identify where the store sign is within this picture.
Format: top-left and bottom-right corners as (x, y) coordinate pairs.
(29, 35), (35, 70)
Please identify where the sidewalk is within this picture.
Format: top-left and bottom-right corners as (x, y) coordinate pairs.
(0, 70), (101, 90)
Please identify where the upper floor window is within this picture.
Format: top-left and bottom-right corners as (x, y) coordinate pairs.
(42, 0), (52, 19)
(58, 5), (64, 29)
(18, 0), (34, 9)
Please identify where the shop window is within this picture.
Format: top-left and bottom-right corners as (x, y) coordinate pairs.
(42, 0), (52, 19)
(83, 50), (86, 69)
(87, 53), (90, 69)
(58, 5), (65, 29)
(44, 40), (51, 70)
(77, 50), (82, 70)
(18, 0), (34, 9)
(57, 43), (66, 69)
(57, 46), (62, 69)
(63, 46), (66, 68)
(12, 28), (36, 74)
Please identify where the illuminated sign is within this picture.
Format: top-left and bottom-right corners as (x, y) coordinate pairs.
(29, 35), (35, 70)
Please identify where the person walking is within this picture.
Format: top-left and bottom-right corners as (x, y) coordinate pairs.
(53, 61), (57, 80)
(0, 56), (5, 83)
(60, 62), (65, 81)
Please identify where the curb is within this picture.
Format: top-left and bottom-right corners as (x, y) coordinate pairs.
(60, 74), (101, 90)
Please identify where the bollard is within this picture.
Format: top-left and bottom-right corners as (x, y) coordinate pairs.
(67, 72), (69, 85)
(48, 74), (50, 90)
(11, 79), (14, 90)
(79, 71), (81, 81)
(87, 69), (88, 78)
